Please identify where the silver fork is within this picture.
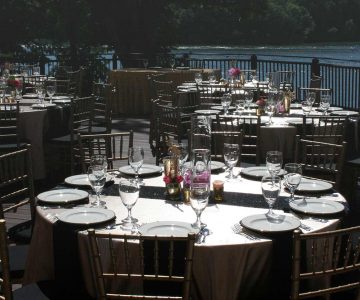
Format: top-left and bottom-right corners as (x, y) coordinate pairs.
(231, 223), (259, 240)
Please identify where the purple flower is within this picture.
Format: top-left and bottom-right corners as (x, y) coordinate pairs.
(228, 67), (241, 77)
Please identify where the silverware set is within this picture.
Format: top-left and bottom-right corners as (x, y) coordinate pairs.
(231, 223), (259, 240)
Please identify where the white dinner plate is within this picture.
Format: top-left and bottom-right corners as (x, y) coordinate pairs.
(37, 189), (89, 204)
(240, 214), (300, 233)
(241, 166), (285, 179)
(22, 93), (38, 99)
(119, 164), (162, 176)
(296, 178), (333, 193)
(284, 118), (312, 125)
(290, 103), (302, 109)
(194, 109), (220, 115)
(139, 221), (198, 237)
(64, 174), (112, 187)
(211, 106), (236, 111)
(57, 208), (115, 225)
(316, 107), (343, 112)
(184, 160), (225, 172)
(51, 96), (71, 100)
(330, 110), (359, 116)
(31, 103), (57, 109)
(53, 99), (71, 104)
(289, 198), (345, 215)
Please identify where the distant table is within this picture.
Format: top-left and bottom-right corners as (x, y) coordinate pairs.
(109, 68), (220, 115)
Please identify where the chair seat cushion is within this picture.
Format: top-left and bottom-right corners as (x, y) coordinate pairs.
(0, 245), (28, 279)
(8, 220), (33, 244)
(0, 142), (27, 150)
(13, 283), (50, 300)
(48, 134), (71, 143)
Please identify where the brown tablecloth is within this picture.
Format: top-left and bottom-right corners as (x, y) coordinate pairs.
(109, 68), (220, 116)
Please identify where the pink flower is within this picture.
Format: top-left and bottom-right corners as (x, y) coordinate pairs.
(256, 98), (266, 107)
(228, 67), (241, 77)
(163, 176), (172, 184)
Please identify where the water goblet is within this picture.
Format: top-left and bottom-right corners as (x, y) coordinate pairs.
(177, 143), (188, 175)
(143, 59), (149, 69)
(223, 143), (239, 181)
(320, 94), (331, 115)
(170, 58), (176, 70)
(194, 72), (203, 85)
(266, 151), (283, 179)
(189, 182), (209, 229)
(119, 179), (139, 230)
(301, 100), (312, 116)
(209, 74), (216, 84)
(15, 78), (23, 101)
(244, 90), (253, 114)
(90, 154), (108, 171)
(265, 100), (276, 125)
(46, 83), (56, 104)
(129, 146), (144, 185)
(88, 166), (107, 207)
(284, 163), (302, 202)
(306, 91), (316, 106)
(234, 98), (245, 115)
(35, 84), (45, 107)
(221, 93), (232, 115)
(261, 175), (281, 220)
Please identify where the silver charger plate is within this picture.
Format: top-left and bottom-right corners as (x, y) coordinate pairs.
(316, 107), (343, 112)
(285, 118), (313, 125)
(57, 208), (115, 225)
(64, 174), (112, 187)
(211, 105), (236, 111)
(330, 110), (359, 116)
(241, 214), (300, 233)
(119, 164), (162, 176)
(289, 198), (345, 215)
(183, 160), (225, 172)
(296, 178), (333, 193)
(241, 166), (285, 179)
(139, 221), (198, 237)
(37, 189), (89, 204)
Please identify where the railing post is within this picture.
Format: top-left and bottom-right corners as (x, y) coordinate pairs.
(311, 58), (320, 79)
(251, 54), (257, 70)
(112, 53), (118, 70)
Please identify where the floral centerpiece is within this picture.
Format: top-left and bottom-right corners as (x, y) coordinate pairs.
(228, 67), (241, 78)
(7, 76), (21, 89)
(256, 97), (266, 115)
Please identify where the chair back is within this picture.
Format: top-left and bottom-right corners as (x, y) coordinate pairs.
(211, 130), (243, 164)
(196, 83), (229, 109)
(77, 131), (133, 172)
(87, 229), (195, 300)
(67, 69), (84, 97)
(92, 82), (114, 133)
(0, 102), (20, 150)
(295, 136), (346, 190)
(291, 226), (360, 300)
(0, 145), (35, 221)
(23, 75), (47, 94)
(302, 115), (348, 144)
(44, 79), (71, 96)
(278, 70), (295, 91)
(0, 219), (12, 300)
(215, 115), (261, 165)
(152, 79), (175, 105)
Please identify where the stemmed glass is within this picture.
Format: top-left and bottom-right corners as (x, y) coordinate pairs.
(234, 97), (245, 115)
(15, 78), (23, 101)
(176, 143), (188, 175)
(244, 90), (253, 114)
(46, 82), (56, 104)
(194, 72), (203, 84)
(301, 100), (312, 116)
(320, 94), (331, 115)
(221, 94), (232, 115)
(170, 58), (176, 70)
(265, 100), (276, 125)
(129, 146), (144, 185)
(35, 84), (45, 107)
(90, 154), (108, 171)
(209, 74), (216, 84)
(88, 166), (107, 207)
(119, 179), (139, 230)
(266, 151), (283, 180)
(189, 182), (209, 229)
(306, 91), (316, 106)
(223, 143), (239, 181)
(261, 175), (281, 220)
(284, 163), (302, 202)
(143, 59), (149, 69)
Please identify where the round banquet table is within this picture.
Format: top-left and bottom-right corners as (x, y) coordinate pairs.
(109, 68), (220, 115)
(23, 168), (345, 300)
(19, 98), (70, 179)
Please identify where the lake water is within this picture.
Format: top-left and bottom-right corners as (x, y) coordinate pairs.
(172, 43), (360, 66)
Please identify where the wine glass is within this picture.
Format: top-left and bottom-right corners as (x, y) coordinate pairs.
(234, 97), (245, 115)
(170, 58), (176, 70)
(176, 143), (188, 175)
(284, 163), (302, 202)
(209, 74), (216, 84)
(119, 179), (139, 230)
(129, 146), (144, 185)
(143, 59), (149, 69)
(90, 154), (108, 171)
(221, 94), (232, 115)
(306, 91), (316, 106)
(35, 84), (45, 107)
(265, 100), (276, 125)
(320, 94), (331, 115)
(266, 151), (283, 180)
(261, 175), (281, 220)
(301, 100), (312, 116)
(15, 78), (23, 101)
(46, 82), (56, 104)
(194, 72), (203, 84)
(244, 90), (253, 114)
(189, 182), (209, 229)
(88, 166), (107, 207)
(223, 143), (239, 181)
